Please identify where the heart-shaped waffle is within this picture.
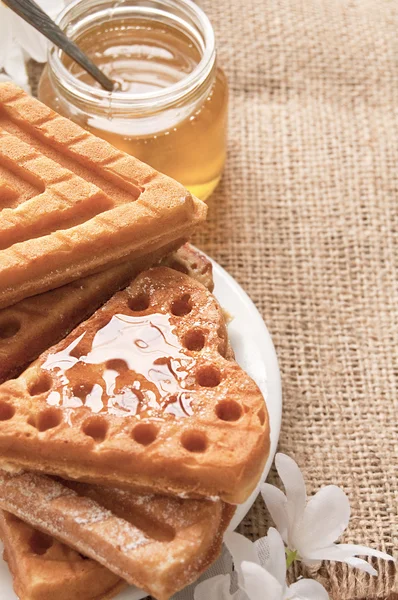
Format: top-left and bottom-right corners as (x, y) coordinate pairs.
(0, 246), (219, 600)
(0, 267), (269, 503)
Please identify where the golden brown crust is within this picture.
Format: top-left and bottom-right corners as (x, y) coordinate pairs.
(0, 511), (127, 600)
(0, 242), (212, 384)
(162, 243), (214, 292)
(0, 245), (225, 599)
(0, 472), (234, 600)
(0, 82), (207, 309)
(0, 267), (269, 503)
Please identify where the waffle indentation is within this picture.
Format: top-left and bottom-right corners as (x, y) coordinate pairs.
(132, 423), (158, 446)
(0, 164), (43, 208)
(181, 430), (208, 453)
(0, 401), (15, 421)
(0, 316), (20, 339)
(82, 417), (109, 442)
(0, 111), (144, 204)
(28, 373), (52, 396)
(128, 293), (150, 312)
(29, 530), (54, 555)
(183, 329), (205, 351)
(34, 408), (62, 432)
(171, 294), (192, 316)
(196, 365), (221, 388)
(0, 130), (117, 249)
(216, 400), (243, 422)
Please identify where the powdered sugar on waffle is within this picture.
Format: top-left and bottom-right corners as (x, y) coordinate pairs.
(0, 470), (74, 502)
(69, 504), (112, 526)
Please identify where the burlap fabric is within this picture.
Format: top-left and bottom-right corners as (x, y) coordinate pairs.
(194, 0), (397, 599)
(27, 0), (397, 598)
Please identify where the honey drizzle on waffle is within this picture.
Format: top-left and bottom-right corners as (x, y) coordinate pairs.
(42, 312), (196, 422)
(0, 267), (269, 503)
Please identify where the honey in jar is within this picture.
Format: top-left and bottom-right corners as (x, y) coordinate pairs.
(38, 0), (228, 200)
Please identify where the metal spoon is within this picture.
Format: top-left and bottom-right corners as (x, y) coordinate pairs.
(3, 0), (115, 92)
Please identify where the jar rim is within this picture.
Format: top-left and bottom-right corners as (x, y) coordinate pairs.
(49, 0), (216, 111)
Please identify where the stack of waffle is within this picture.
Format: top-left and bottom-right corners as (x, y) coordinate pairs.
(0, 83), (270, 600)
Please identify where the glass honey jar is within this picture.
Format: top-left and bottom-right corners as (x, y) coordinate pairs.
(38, 0), (228, 200)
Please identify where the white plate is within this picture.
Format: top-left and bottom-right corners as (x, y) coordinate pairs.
(0, 258), (282, 600)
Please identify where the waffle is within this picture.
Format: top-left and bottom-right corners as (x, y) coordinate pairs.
(0, 242), (213, 384)
(0, 247), (219, 599)
(0, 471), (234, 600)
(0, 511), (126, 600)
(0, 82), (207, 309)
(0, 267), (269, 503)
(161, 243), (214, 292)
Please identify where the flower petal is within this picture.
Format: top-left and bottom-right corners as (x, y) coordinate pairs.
(345, 557), (378, 576)
(240, 561), (284, 600)
(3, 42), (29, 91)
(275, 454), (307, 536)
(8, 1), (64, 63)
(303, 543), (394, 563)
(194, 574), (234, 600)
(0, 6), (13, 65)
(260, 528), (287, 588)
(10, 12), (49, 63)
(336, 544), (395, 562)
(293, 486), (350, 555)
(224, 532), (260, 586)
(287, 578), (329, 600)
(260, 483), (289, 543)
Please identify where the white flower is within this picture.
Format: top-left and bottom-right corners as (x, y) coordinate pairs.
(194, 529), (329, 600)
(0, 0), (65, 90)
(194, 573), (238, 600)
(8, 0), (66, 63)
(261, 453), (395, 576)
(229, 529), (329, 600)
(0, 43), (29, 92)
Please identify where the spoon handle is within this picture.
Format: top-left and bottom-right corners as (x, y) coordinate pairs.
(3, 0), (115, 92)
